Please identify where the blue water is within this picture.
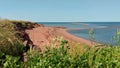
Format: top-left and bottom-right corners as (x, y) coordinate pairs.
(38, 22), (120, 45)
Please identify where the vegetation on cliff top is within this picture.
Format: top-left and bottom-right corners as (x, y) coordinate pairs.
(0, 19), (40, 56)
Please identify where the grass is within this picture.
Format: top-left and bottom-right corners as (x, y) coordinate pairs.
(0, 19), (120, 68)
(0, 19), (39, 56)
(0, 19), (24, 56)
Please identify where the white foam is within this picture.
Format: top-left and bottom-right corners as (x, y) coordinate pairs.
(72, 22), (90, 26)
(96, 26), (108, 28)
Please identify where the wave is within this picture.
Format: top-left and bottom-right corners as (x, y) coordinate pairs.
(68, 28), (88, 31)
(72, 22), (90, 26)
(95, 26), (108, 29)
(68, 26), (108, 31)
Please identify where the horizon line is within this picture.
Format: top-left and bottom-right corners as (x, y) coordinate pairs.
(36, 21), (120, 22)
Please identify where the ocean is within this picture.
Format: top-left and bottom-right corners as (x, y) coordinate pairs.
(38, 22), (120, 45)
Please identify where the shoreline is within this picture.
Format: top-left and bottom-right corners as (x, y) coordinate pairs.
(25, 26), (99, 50)
(55, 27), (97, 46)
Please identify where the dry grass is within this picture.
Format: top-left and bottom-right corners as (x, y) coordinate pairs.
(0, 19), (35, 56)
(67, 42), (89, 58)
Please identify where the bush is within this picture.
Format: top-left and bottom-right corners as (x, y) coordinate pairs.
(24, 39), (120, 68)
(0, 38), (120, 68)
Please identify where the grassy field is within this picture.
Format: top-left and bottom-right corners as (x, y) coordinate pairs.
(0, 19), (120, 68)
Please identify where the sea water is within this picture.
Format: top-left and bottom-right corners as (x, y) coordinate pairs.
(38, 22), (120, 45)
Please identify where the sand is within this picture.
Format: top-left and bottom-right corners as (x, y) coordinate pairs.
(25, 26), (96, 50)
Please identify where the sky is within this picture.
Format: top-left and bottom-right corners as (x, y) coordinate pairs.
(0, 0), (120, 22)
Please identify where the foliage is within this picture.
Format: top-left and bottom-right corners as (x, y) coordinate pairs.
(89, 28), (95, 41)
(113, 29), (120, 46)
(0, 39), (119, 68)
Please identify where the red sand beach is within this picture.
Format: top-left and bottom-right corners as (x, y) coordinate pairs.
(25, 27), (96, 50)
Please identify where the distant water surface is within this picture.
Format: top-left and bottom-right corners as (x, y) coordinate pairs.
(38, 22), (120, 45)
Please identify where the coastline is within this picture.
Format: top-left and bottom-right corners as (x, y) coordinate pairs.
(55, 27), (97, 46)
(25, 26), (98, 50)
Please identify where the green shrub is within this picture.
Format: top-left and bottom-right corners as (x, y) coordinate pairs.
(0, 37), (120, 68)
(24, 39), (120, 68)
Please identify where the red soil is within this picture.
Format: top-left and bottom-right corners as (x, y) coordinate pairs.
(25, 26), (97, 51)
